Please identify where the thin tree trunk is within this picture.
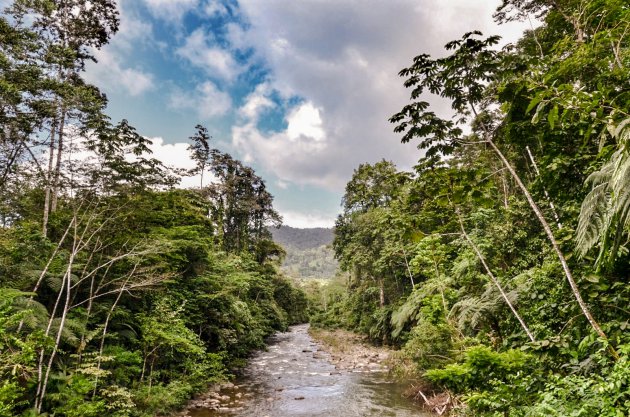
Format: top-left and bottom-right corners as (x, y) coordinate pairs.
(486, 138), (609, 341)
(401, 247), (415, 289)
(37, 247), (76, 411)
(17, 217), (75, 333)
(34, 274), (65, 409)
(486, 143), (613, 351)
(457, 213), (536, 343)
(471, 105), (611, 349)
(525, 146), (562, 229)
(93, 266), (136, 396)
(43, 119), (57, 236)
(51, 106), (67, 212)
(501, 169), (509, 209)
(378, 278), (385, 307)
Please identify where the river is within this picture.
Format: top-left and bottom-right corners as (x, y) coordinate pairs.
(185, 324), (431, 417)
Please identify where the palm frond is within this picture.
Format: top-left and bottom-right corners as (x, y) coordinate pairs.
(576, 117), (630, 266)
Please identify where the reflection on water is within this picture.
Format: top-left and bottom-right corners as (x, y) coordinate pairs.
(187, 324), (431, 417)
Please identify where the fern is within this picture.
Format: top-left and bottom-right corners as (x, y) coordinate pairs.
(452, 282), (519, 331)
(391, 290), (424, 338)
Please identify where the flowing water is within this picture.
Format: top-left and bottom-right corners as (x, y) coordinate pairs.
(187, 324), (431, 417)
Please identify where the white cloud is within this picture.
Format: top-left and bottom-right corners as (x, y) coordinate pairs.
(177, 29), (240, 82)
(278, 209), (336, 229)
(286, 103), (325, 142)
(228, 0), (529, 192)
(169, 81), (232, 119)
(239, 83), (274, 120)
(84, 0), (156, 97)
(87, 49), (155, 96)
(145, 137), (210, 189)
(205, 0), (228, 16)
(142, 0), (198, 22)
(233, 102), (341, 190)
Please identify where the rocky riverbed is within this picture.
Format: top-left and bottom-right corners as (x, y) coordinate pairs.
(175, 324), (431, 417)
(307, 327), (391, 373)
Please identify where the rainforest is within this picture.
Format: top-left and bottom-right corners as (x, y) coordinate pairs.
(1, 0), (629, 416)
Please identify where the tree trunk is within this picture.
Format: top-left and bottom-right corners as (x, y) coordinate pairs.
(37, 245), (76, 411)
(401, 247), (415, 289)
(51, 106), (67, 212)
(93, 269), (134, 396)
(471, 104), (610, 349)
(17, 217), (74, 333)
(378, 278), (385, 307)
(485, 137), (611, 344)
(457, 213), (536, 343)
(525, 146), (562, 229)
(42, 119), (57, 236)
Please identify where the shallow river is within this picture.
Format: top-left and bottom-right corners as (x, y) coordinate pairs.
(188, 324), (431, 417)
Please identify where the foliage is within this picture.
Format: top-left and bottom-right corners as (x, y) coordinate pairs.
(0, 2), (308, 415)
(319, 1), (630, 415)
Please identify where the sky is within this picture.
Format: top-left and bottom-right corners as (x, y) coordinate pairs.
(83, 0), (531, 228)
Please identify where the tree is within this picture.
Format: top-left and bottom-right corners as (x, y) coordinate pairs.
(4, 0), (119, 236)
(187, 124), (211, 188)
(390, 31), (610, 345)
(207, 150), (281, 257)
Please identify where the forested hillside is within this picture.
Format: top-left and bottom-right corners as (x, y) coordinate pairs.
(269, 226), (338, 280)
(270, 226), (333, 250)
(0, 3), (306, 416)
(313, 1), (630, 415)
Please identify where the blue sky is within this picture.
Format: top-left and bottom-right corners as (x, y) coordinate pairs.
(84, 0), (529, 227)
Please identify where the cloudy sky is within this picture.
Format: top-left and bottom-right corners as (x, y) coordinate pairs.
(84, 0), (530, 227)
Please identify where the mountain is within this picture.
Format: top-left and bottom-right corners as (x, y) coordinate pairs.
(269, 226), (338, 280)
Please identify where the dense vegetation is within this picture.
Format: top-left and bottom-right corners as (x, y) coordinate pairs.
(314, 1), (630, 415)
(269, 226), (338, 280)
(0, 2), (306, 416)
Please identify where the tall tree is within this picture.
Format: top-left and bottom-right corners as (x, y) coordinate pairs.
(188, 124), (211, 188)
(5, 0), (119, 235)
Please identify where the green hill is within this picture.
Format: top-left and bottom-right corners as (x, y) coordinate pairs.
(270, 226), (338, 279)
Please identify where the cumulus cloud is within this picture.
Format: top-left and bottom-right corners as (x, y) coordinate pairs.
(87, 49), (155, 96)
(234, 100), (341, 188)
(278, 209), (336, 228)
(85, 0), (155, 96)
(169, 81), (232, 119)
(145, 137), (208, 189)
(142, 0), (198, 22)
(177, 29), (241, 82)
(228, 0), (529, 192)
(204, 0), (229, 16)
(238, 83), (274, 120)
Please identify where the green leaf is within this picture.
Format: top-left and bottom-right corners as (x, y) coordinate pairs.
(526, 94), (543, 114)
(532, 102), (545, 125)
(548, 105), (559, 129)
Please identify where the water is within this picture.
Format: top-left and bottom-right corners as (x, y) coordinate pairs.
(187, 324), (431, 417)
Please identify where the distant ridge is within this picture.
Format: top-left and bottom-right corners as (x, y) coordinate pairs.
(269, 226), (338, 280)
(270, 226), (334, 250)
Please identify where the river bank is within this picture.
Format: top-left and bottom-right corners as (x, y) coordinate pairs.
(307, 327), (391, 373)
(308, 326), (455, 415)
